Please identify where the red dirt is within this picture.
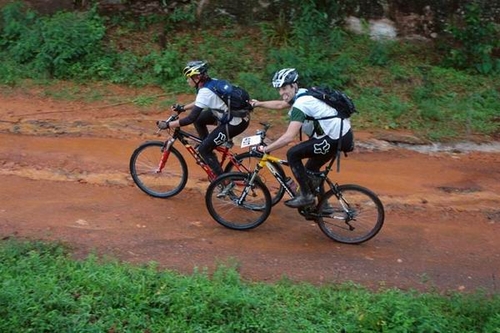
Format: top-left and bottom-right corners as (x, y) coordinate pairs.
(1, 86), (499, 293)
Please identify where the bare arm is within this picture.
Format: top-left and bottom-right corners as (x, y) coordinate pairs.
(263, 121), (302, 153)
(251, 99), (289, 110)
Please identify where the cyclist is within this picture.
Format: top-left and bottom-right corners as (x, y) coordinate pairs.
(252, 68), (354, 208)
(157, 60), (251, 177)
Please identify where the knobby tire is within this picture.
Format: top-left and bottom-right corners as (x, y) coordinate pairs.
(129, 141), (188, 198)
(205, 172), (272, 230)
(316, 184), (384, 244)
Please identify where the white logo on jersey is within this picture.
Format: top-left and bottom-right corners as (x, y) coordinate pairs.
(313, 139), (331, 155)
(214, 132), (228, 146)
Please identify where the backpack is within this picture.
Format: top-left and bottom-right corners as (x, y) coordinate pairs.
(204, 79), (253, 118)
(300, 86), (357, 119)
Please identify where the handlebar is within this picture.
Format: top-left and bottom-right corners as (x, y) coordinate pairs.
(256, 122), (271, 138)
(250, 146), (264, 157)
(155, 113), (180, 134)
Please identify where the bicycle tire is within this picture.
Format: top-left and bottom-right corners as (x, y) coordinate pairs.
(316, 184), (384, 244)
(129, 141), (188, 198)
(205, 172), (272, 230)
(225, 152), (286, 206)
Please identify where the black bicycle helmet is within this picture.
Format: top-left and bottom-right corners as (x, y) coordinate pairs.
(183, 61), (208, 78)
(272, 68), (299, 88)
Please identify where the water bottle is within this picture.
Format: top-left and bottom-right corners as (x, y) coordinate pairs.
(285, 177), (298, 195)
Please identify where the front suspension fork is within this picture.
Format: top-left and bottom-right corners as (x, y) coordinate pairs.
(156, 138), (175, 173)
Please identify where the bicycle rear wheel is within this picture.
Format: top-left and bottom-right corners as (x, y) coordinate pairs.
(317, 184), (384, 244)
(129, 141), (188, 198)
(205, 172), (272, 230)
(226, 152), (286, 206)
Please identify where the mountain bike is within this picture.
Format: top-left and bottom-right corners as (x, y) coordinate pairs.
(129, 115), (286, 202)
(204, 135), (385, 244)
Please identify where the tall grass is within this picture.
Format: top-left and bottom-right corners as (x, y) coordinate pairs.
(1, 240), (499, 332)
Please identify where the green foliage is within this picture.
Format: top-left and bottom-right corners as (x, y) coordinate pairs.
(368, 41), (392, 67)
(167, 3), (197, 24)
(183, 29), (254, 83)
(0, 57), (22, 85)
(0, 2), (41, 64)
(262, 1), (353, 90)
(442, 2), (500, 74)
(407, 66), (500, 140)
(0, 2), (499, 141)
(259, 0), (350, 87)
(259, 11), (293, 47)
(1, 240), (499, 332)
(0, 2), (107, 78)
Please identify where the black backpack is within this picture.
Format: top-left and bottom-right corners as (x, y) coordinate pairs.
(204, 79), (253, 117)
(298, 86), (357, 120)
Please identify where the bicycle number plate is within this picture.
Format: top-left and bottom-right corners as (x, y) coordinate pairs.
(241, 135), (261, 148)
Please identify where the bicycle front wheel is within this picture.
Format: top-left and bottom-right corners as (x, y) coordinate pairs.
(317, 184), (384, 244)
(205, 172), (272, 230)
(129, 141), (188, 198)
(226, 152), (286, 206)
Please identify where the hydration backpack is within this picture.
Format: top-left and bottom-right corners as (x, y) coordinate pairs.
(204, 79), (253, 117)
(298, 86), (357, 119)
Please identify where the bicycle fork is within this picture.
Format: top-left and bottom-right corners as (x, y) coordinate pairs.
(236, 171), (261, 206)
(328, 181), (357, 229)
(156, 137), (175, 173)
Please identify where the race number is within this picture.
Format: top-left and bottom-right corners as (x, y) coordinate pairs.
(240, 135), (261, 148)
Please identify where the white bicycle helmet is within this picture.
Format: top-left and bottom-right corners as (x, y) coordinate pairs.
(183, 60), (208, 78)
(272, 68), (299, 88)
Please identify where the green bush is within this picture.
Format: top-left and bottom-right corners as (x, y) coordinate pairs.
(0, 2), (107, 79)
(258, 0), (352, 89)
(442, 2), (500, 74)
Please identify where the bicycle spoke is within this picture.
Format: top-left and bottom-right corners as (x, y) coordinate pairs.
(130, 142), (188, 198)
(317, 184), (384, 244)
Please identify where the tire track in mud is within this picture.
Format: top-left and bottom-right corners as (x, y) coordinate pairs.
(1, 162), (499, 214)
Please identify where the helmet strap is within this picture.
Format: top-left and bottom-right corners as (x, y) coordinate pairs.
(190, 75), (201, 90)
(194, 75), (210, 90)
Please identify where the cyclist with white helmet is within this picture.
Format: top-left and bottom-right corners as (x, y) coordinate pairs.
(252, 68), (354, 208)
(158, 60), (250, 177)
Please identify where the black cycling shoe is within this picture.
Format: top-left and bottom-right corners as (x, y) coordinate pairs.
(284, 194), (315, 208)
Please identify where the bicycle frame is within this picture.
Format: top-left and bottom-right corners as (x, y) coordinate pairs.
(249, 153), (294, 196)
(158, 126), (249, 182)
(247, 148), (341, 213)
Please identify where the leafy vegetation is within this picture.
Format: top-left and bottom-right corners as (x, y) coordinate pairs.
(441, 2), (500, 75)
(0, 0), (499, 141)
(1, 240), (499, 332)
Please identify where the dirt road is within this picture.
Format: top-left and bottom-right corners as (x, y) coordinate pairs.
(1, 86), (499, 293)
